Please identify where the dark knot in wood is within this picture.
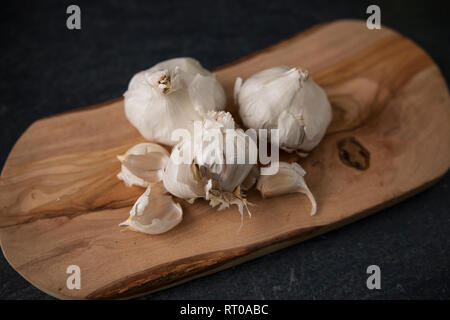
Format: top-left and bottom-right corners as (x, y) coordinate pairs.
(337, 137), (370, 170)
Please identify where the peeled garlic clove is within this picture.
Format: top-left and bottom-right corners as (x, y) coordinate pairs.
(120, 183), (183, 235)
(117, 142), (169, 187)
(256, 162), (317, 216)
(236, 66), (332, 153)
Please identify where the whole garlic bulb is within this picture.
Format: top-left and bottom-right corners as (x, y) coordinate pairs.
(162, 111), (256, 216)
(235, 66), (332, 153)
(124, 57), (226, 146)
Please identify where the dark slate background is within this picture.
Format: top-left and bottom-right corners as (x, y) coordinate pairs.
(1, 0), (449, 300)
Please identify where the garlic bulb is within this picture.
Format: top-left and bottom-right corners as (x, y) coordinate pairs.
(162, 111), (256, 216)
(235, 66), (332, 153)
(117, 142), (169, 187)
(124, 57), (226, 146)
(120, 183), (183, 234)
(256, 161), (317, 216)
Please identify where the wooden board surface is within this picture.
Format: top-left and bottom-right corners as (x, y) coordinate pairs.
(1, 20), (449, 299)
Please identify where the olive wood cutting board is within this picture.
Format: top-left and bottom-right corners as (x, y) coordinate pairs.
(1, 20), (449, 299)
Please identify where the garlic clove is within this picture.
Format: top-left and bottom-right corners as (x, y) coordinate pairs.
(256, 162), (317, 216)
(296, 78), (332, 151)
(117, 143), (170, 188)
(120, 183), (183, 235)
(241, 165), (260, 191)
(277, 110), (305, 152)
(188, 73), (226, 114)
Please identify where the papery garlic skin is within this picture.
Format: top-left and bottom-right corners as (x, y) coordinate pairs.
(256, 161), (317, 216)
(236, 66), (332, 153)
(124, 57), (226, 146)
(162, 111), (256, 215)
(120, 184), (183, 235)
(241, 165), (260, 191)
(117, 142), (169, 187)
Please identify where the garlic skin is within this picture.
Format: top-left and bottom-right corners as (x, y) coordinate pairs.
(117, 142), (169, 187)
(120, 184), (183, 235)
(241, 165), (260, 191)
(235, 66), (332, 153)
(256, 161), (317, 216)
(124, 57), (226, 146)
(162, 111), (255, 215)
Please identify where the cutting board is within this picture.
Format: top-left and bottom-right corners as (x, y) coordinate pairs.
(1, 20), (449, 299)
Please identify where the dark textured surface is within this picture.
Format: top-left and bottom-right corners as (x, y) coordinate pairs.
(0, 0), (449, 300)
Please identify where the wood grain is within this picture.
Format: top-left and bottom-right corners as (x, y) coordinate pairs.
(1, 20), (449, 299)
